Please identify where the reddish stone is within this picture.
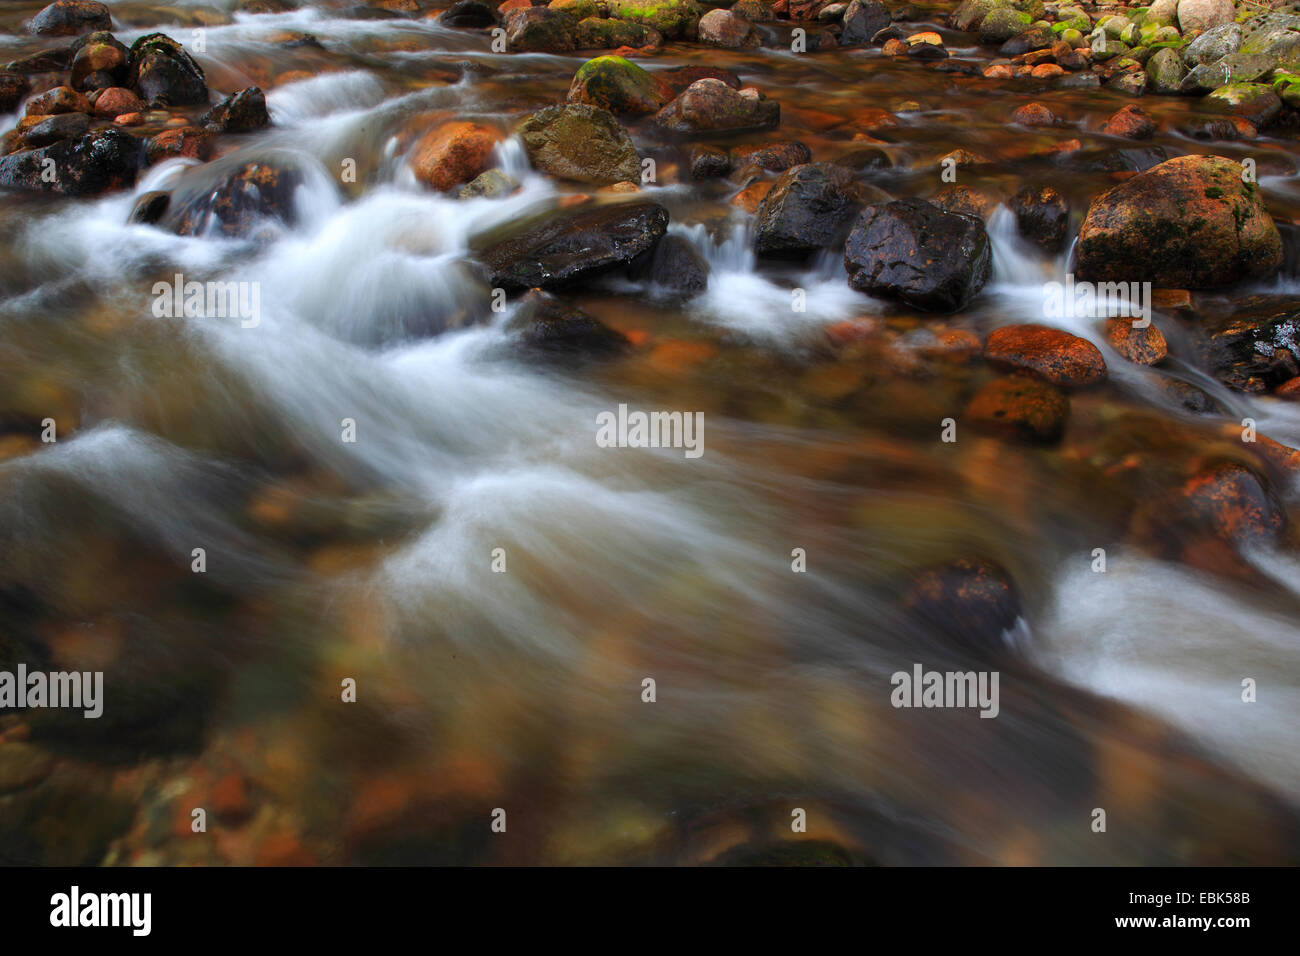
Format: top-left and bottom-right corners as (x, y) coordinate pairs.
(984, 324), (1107, 388)
(24, 85), (90, 116)
(408, 121), (499, 192)
(1102, 104), (1156, 140)
(146, 126), (215, 164)
(965, 375), (1070, 443)
(1030, 63), (1065, 78)
(91, 86), (144, 118)
(1010, 102), (1057, 126)
(1104, 317), (1167, 366)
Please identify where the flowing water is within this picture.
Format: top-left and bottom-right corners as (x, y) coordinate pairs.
(1, 0), (1299, 865)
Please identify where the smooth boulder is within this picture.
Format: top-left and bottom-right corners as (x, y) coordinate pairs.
(518, 104), (641, 186)
(843, 198), (992, 312)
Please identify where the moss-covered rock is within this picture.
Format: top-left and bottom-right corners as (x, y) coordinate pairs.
(1205, 81), (1284, 126)
(567, 55), (671, 114)
(1076, 154), (1282, 289)
(607, 0), (704, 39)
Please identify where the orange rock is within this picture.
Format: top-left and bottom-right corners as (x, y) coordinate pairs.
(883, 38), (907, 56)
(1276, 376), (1300, 400)
(210, 772), (253, 823)
(113, 111), (143, 126)
(983, 64), (1013, 79)
(1104, 317), (1167, 366)
(1102, 104), (1156, 140)
(91, 86), (144, 118)
(731, 179), (773, 213)
(965, 376), (1070, 443)
(647, 339), (718, 374)
(146, 126), (214, 164)
(1030, 63), (1065, 78)
(1152, 289), (1192, 309)
(408, 121), (500, 192)
(985, 324), (1107, 387)
(1010, 101), (1057, 126)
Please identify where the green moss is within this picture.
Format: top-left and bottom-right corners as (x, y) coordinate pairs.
(1205, 186), (1225, 198)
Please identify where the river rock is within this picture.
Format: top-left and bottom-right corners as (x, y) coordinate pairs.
(24, 85), (90, 116)
(965, 375), (1070, 443)
(690, 145), (729, 178)
(505, 8), (578, 53)
(508, 290), (631, 356)
(607, 0), (704, 39)
(1008, 184), (1068, 252)
(0, 127), (140, 195)
(479, 201), (670, 290)
(1102, 104), (1156, 139)
(754, 162), (861, 258)
(1105, 317), (1168, 365)
(902, 557), (1023, 652)
(698, 9), (759, 47)
(1200, 298), (1300, 391)
(458, 168), (520, 199)
(729, 141), (811, 171)
(843, 198), (992, 312)
(979, 7), (1032, 44)
(408, 121), (499, 191)
(519, 104), (640, 185)
(984, 324), (1106, 387)
(1205, 82), (1283, 127)
(1239, 13), (1300, 71)
(129, 33), (208, 106)
(442, 0), (496, 27)
(651, 78), (779, 133)
(574, 16), (664, 49)
(27, 1), (111, 37)
(202, 86), (270, 132)
(628, 233), (709, 296)
(170, 161), (304, 237)
(1177, 0), (1235, 36)
(1076, 155), (1282, 289)
(1184, 22), (1242, 66)
(21, 111), (89, 148)
(90, 85), (144, 117)
(145, 126), (215, 164)
(567, 56), (671, 114)
(841, 0), (891, 45)
(1175, 460), (1285, 549)
(70, 31), (128, 91)
(1146, 47), (1187, 92)
(1010, 101), (1058, 126)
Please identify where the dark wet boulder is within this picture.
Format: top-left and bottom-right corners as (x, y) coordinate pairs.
(6, 48), (73, 73)
(129, 190), (170, 225)
(479, 201), (670, 291)
(202, 86), (270, 132)
(1200, 298), (1300, 392)
(628, 232), (709, 296)
(754, 163), (862, 259)
(1007, 184), (1068, 253)
(1170, 460), (1285, 549)
(902, 557), (1023, 653)
(984, 324), (1107, 388)
(690, 145), (729, 178)
(441, 0), (496, 27)
(0, 74), (30, 113)
(0, 127), (140, 196)
(21, 112), (89, 148)
(168, 161), (304, 238)
(843, 198), (991, 312)
(650, 78), (778, 134)
(566, 56), (671, 115)
(508, 290), (631, 357)
(1076, 155), (1282, 289)
(1083, 145), (1169, 174)
(519, 104), (641, 186)
(964, 375), (1070, 443)
(69, 31), (128, 91)
(27, 1), (111, 37)
(128, 32), (208, 107)
(504, 8), (578, 53)
(841, 0), (890, 45)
